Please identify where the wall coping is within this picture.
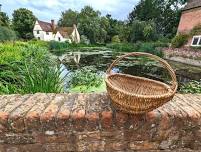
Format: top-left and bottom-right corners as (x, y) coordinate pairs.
(0, 93), (200, 133)
(0, 93), (201, 151)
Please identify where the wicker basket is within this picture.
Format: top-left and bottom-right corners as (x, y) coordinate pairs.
(105, 52), (178, 114)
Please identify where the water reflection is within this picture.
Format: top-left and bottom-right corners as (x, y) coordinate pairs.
(58, 49), (201, 91)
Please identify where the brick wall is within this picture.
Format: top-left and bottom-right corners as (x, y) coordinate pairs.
(178, 7), (201, 34)
(0, 93), (201, 151)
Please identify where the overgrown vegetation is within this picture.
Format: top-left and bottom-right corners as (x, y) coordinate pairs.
(171, 34), (188, 48)
(106, 42), (166, 57)
(68, 66), (105, 93)
(0, 26), (17, 42)
(180, 80), (201, 93)
(0, 43), (63, 94)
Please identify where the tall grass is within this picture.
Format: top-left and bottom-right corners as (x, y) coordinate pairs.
(0, 43), (64, 94)
(19, 60), (63, 94)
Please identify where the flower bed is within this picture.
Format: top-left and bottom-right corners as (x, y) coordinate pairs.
(162, 47), (201, 60)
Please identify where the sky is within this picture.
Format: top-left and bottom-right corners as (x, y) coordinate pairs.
(1, 0), (140, 23)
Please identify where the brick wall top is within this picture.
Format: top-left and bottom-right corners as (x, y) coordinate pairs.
(0, 93), (201, 133)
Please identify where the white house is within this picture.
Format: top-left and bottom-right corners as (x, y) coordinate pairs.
(33, 20), (80, 43)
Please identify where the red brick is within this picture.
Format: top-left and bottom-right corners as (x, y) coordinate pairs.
(146, 110), (161, 122)
(56, 94), (78, 131)
(0, 112), (9, 132)
(71, 94), (87, 131)
(101, 111), (113, 129)
(174, 95), (200, 119)
(85, 112), (99, 130)
(40, 94), (65, 130)
(0, 94), (21, 109)
(158, 112), (171, 130)
(114, 112), (128, 128)
(25, 94), (54, 131)
(71, 109), (86, 131)
(8, 94), (42, 132)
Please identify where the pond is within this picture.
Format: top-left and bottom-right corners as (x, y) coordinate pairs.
(57, 47), (201, 92)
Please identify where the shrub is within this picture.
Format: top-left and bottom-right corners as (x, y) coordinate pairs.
(0, 26), (17, 41)
(190, 24), (201, 36)
(80, 35), (90, 45)
(69, 66), (102, 87)
(49, 40), (69, 50)
(138, 43), (164, 57)
(106, 42), (164, 57)
(171, 34), (188, 48)
(68, 66), (103, 92)
(111, 35), (121, 43)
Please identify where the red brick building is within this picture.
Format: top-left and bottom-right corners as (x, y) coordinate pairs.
(177, 0), (201, 46)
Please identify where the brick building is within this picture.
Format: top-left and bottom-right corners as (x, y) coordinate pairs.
(177, 0), (201, 46)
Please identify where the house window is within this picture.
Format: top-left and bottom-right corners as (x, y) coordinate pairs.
(46, 32), (49, 35)
(37, 30), (40, 34)
(58, 37), (61, 41)
(191, 36), (201, 46)
(38, 37), (40, 40)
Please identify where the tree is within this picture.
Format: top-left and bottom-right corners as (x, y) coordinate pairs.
(129, 20), (158, 42)
(58, 9), (78, 27)
(0, 26), (16, 41)
(104, 14), (130, 42)
(111, 35), (120, 43)
(78, 6), (108, 44)
(12, 8), (36, 39)
(105, 14), (118, 42)
(128, 0), (186, 38)
(0, 12), (9, 27)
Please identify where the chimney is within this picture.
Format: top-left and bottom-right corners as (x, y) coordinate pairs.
(51, 19), (55, 31)
(0, 4), (2, 12)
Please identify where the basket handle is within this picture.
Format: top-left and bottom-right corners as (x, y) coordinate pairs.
(106, 52), (178, 92)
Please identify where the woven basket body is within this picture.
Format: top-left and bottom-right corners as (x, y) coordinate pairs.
(105, 52), (178, 114)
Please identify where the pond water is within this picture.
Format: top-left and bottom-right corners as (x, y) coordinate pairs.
(57, 47), (201, 92)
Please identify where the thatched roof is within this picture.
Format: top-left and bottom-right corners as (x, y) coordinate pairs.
(183, 0), (201, 11)
(38, 20), (54, 32)
(56, 27), (74, 38)
(37, 20), (75, 37)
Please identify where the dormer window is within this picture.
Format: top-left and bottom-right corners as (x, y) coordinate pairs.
(37, 30), (40, 34)
(46, 32), (49, 35)
(191, 36), (201, 46)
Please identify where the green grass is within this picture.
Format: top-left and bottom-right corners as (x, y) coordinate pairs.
(0, 42), (64, 94)
(69, 81), (106, 93)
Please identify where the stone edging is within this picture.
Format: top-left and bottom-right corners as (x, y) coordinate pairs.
(0, 93), (201, 151)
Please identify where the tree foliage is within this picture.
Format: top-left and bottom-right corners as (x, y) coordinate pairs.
(0, 26), (16, 41)
(12, 8), (36, 39)
(0, 12), (9, 27)
(111, 35), (120, 43)
(77, 6), (108, 44)
(128, 0), (186, 38)
(58, 6), (128, 44)
(58, 9), (78, 27)
(130, 20), (158, 42)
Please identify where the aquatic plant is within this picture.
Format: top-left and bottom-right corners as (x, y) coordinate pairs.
(180, 80), (201, 94)
(68, 66), (104, 93)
